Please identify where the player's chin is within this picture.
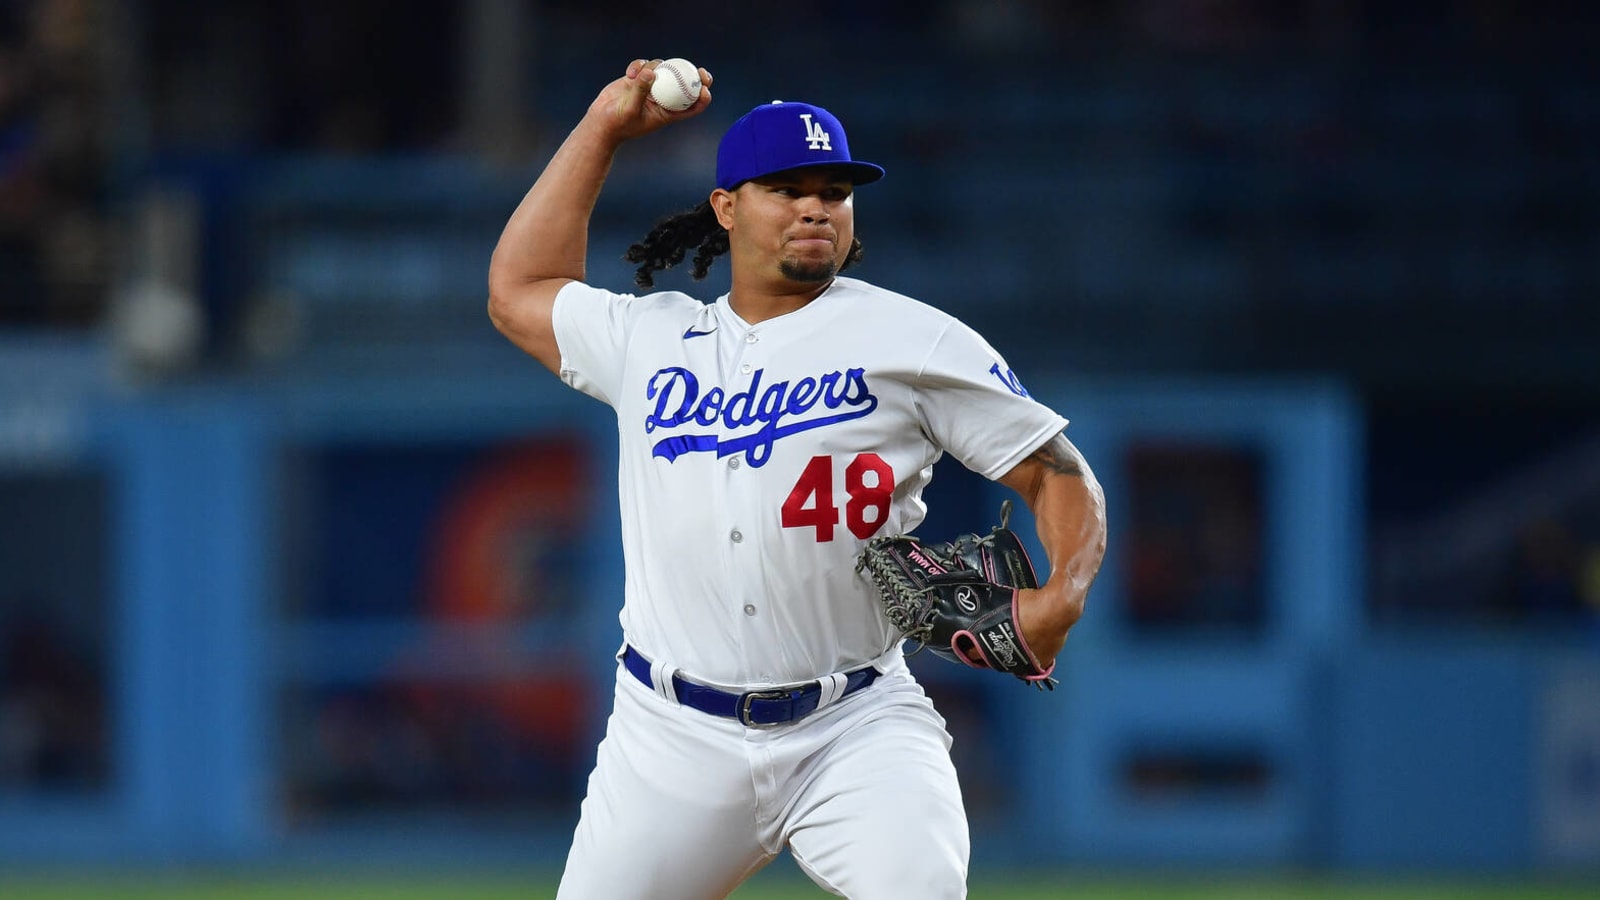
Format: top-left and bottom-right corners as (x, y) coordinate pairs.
(778, 257), (839, 284)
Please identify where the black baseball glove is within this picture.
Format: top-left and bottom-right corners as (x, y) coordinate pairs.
(857, 501), (1057, 689)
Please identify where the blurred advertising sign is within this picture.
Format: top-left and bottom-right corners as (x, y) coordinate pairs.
(1539, 659), (1600, 866)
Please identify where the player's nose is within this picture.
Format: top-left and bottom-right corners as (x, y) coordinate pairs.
(795, 195), (830, 224)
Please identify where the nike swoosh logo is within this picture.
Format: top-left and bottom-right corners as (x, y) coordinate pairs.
(682, 327), (716, 339)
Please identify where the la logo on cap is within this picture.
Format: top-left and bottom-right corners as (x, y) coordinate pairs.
(714, 100), (885, 191)
(800, 113), (832, 151)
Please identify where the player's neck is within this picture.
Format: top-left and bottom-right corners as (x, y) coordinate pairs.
(727, 277), (834, 325)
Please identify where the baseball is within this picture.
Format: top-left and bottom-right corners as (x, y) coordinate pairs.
(649, 58), (701, 112)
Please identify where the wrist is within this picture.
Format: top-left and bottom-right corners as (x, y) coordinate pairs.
(1018, 583), (1080, 664)
(570, 117), (629, 156)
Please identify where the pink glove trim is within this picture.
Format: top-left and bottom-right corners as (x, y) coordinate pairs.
(948, 629), (991, 670)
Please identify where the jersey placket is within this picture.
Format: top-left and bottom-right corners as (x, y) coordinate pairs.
(721, 322), (780, 684)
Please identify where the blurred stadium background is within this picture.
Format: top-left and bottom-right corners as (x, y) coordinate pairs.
(2, 0), (1599, 896)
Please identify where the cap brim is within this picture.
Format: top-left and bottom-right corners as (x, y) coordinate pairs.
(839, 160), (887, 185)
(743, 160), (886, 188)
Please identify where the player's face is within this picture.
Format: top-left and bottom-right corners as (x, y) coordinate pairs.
(716, 168), (856, 286)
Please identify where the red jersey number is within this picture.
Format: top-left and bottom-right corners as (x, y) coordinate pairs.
(781, 453), (894, 542)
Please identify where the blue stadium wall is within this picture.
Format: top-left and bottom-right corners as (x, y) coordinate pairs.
(2, 340), (1597, 873)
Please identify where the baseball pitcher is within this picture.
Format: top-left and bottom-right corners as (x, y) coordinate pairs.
(487, 59), (1108, 899)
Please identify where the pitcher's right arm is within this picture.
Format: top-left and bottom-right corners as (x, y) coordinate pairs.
(487, 59), (712, 374)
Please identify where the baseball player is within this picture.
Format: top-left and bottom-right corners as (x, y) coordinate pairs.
(487, 60), (1107, 899)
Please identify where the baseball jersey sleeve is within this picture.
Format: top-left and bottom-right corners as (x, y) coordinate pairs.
(550, 280), (651, 407)
(914, 320), (1069, 482)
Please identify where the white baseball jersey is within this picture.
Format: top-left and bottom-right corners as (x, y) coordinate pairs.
(552, 275), (1067, 688)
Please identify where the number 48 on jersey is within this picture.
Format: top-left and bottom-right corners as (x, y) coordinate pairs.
(781, 453), (893, 542)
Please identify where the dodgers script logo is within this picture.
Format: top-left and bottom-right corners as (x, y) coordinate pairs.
(644, 366), (877, 467)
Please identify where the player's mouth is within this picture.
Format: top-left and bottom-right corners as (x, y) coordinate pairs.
(785, 233), (835, 252)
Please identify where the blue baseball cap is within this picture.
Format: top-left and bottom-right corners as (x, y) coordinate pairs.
(715, 101), (886, 191)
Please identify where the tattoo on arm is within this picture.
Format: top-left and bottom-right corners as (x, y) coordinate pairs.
(1031, 435), (1085, 478)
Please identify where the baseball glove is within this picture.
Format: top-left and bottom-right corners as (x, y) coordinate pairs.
(857, 501), (1057, 689)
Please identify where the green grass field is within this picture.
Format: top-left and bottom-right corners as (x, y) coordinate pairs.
(5, 872), (1599, 900)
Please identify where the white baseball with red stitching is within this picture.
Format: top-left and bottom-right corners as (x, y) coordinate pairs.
(649, 58), (701, 112)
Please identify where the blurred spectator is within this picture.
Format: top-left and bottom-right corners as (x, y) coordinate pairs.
(0, 605), (107, 791)
(1132, 0), (1279, 54)
(0, 32), (46, 320)
(1125, 443), (1266, 632)
(286, 678), (587, 822)
(1581, 542), (1600, 619)
(0, 0), (110, 328)
(146, 0), (461, 154)
(1495, 517), (1591, 623)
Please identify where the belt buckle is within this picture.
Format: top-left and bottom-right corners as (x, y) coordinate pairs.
(738, 688), (796, 727)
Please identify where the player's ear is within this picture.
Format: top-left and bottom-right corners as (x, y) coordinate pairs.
(709, 188), (736, 230)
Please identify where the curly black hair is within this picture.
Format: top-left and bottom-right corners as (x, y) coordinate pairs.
(624, 201), (864, 289)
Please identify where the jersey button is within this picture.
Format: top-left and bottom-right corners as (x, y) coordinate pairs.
(731, 529), (743, 543)
(745, 332), (758, 344)
(740, 363), (752, 374)
(729, 457), (741, 470)
(743, 604), (757, 616)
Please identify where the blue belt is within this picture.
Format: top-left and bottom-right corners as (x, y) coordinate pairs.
(622, 645), (880, 727)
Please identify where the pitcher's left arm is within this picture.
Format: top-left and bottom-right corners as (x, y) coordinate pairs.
(997, 433), (1108, 668)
